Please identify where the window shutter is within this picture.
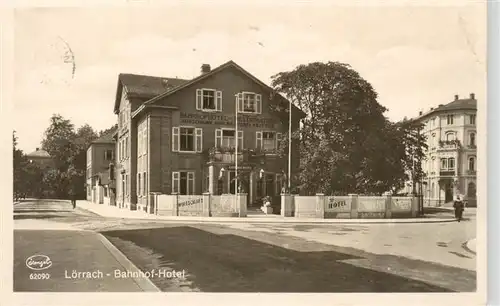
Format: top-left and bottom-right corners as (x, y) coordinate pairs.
(237, 93), (243, 113)
(256, 131), (262, 149)
(215, 129), (222, 147)
(256, 94), (262, 114)
(172, 127), (179, 152)
(195, 128), (203, 152)
(188, 172), (195, 195)
(276, 132), (282, 150)
(216, 91), (222, 111)
(137, 174), (140, 196)
(237, 130), (244, 149)
(172, 172), (179, 194)
(196, 89), (202, 110)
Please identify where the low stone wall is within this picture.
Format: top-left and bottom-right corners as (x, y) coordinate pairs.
(150, 192), (247, 217)
(282, 193), (418, 219)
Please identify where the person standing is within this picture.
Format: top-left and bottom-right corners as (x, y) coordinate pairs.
(453, 195), (465, 222)
(68, 181), (77, 209)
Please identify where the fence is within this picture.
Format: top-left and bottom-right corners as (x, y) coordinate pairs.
(150, 192), (247, 217)
(281, 193), (418, 219)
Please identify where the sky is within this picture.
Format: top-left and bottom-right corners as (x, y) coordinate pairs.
(12, 3), (486, 153)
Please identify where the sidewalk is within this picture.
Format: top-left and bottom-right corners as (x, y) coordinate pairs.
(77, 200), (456, 224)
(14, 224), (159, 292)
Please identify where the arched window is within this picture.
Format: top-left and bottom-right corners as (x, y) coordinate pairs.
(446, 132), (456, 141)
(469, 157), (476, 171)
(469, 133), (476, 146)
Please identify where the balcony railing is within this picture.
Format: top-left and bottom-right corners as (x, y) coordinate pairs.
(467, 170), (477, 175)
(438, 140), (461, 149)
(439, 170), (456, 176)
(204, 147), (279, 163)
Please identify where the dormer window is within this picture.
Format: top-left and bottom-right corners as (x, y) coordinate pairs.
(237, 92), (262, 114)
(196, 89), (222, 112)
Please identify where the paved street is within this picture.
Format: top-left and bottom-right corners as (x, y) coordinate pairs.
(13, 199), (476, 292)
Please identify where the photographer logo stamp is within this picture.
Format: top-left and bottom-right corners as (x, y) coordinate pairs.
(25, 254), (52, 271)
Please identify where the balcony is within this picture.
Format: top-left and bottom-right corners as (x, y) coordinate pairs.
(438, 140), (461, 150)
(467, 170), (477, 175)
(439, 170), (456, 176)
(204, 147), (279, 164)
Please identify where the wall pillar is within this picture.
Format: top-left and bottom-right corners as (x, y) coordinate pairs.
(202, 192), (211, 217)
(208, 165), (215, 194)
(281, 193), (293, 217)
(349, 194), (359, 218)
(315, 193), (325, 219)
(237, 193), (247, 217)
(171, 192), (179, 216)
(411, 195), (418, 217)
(384, 194), (392, 218)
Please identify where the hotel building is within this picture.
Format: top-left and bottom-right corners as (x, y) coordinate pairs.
(112, 61), (305, 211)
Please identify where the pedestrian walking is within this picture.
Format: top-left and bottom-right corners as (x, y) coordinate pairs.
(68, 185), (77, 209)
(453, 195), (465, 222)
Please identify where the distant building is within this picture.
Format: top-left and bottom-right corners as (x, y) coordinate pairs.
(411, 93), (477, 206)
(26, 148), (53, 170)
(113, 60), (305, 212)
(86, 127), (117, 205)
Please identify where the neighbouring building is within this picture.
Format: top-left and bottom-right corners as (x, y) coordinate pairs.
(26, 148), (53, 170)
(113, 60), (305, 212)
(412, 93), (477, 206)
(86, 127), (117, 205)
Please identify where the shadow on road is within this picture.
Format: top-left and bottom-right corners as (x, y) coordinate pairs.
(103, 226), (457, 293)
(14, 210), (74, 214)
(14, 214), (63, 220)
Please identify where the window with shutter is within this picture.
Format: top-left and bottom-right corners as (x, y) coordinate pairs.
(276, 133), (282, 150)
(179, 127), (195, 152)
(237, 131), (243, 149)
(216, 91), (222, 111)
(196, 89), (202, 110)
(237, 93), (243, 113)
(256, 94), (262, 114)
(256, 131), (262, 149)
(215, 129), (222, 147)
(195, 128), (203, 152)
(188, 172), (195, 195)
(172, 127), (179, 152)
(143, 172), (147, 196)
(172, 172), (180, 194)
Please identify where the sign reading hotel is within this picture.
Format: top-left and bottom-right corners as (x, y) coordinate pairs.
(180, 112), (275, 129)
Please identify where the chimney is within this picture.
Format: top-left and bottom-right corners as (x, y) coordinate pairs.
(470, 93), (475, 99)
(430, 107), (434, 110)
(419, 111), (423, 115)
(201, 64), (211, 74)
(454, 94), (459, 100)
(36, 148), (39, 151)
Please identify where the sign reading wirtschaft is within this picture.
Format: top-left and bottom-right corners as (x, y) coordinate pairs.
(180, 112), (275, 129)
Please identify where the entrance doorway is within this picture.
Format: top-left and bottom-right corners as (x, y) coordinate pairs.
(444, 180), (453, 202)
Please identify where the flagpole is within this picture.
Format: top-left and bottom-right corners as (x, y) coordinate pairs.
(235, 95), (239, 211)
(288, 99), (292, 193)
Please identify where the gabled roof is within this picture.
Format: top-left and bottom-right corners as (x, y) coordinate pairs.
(143, 60), (306, 117)
(114, 74), (189, 113)
(26, 149), (51, 158)
(416, 95), (477, 121)
(91, 126), (118, 145)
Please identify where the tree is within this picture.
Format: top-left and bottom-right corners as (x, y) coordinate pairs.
(99, 124), (118, 137)
(41, 114), (77, 172)
(272, 61), (420, 195)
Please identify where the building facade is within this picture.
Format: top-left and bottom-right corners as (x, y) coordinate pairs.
(415, 93), (477, 206)
(86, 128), (117, 205)
(26, 148), (53, 170)
(113, 61), (304, 212)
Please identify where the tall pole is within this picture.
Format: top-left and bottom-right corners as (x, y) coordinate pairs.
(235, 95), (238, 207)
(288, 99), (292, 193)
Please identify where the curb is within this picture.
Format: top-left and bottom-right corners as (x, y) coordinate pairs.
(96, 233), (161, 292)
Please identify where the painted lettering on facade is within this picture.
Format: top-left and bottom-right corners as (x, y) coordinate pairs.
(325, 197), (351, 212)
(178, 197), (203, 207)
(180, 112), (275, 128)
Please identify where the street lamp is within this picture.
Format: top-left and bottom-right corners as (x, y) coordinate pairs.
(288, 98), (292, 193)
